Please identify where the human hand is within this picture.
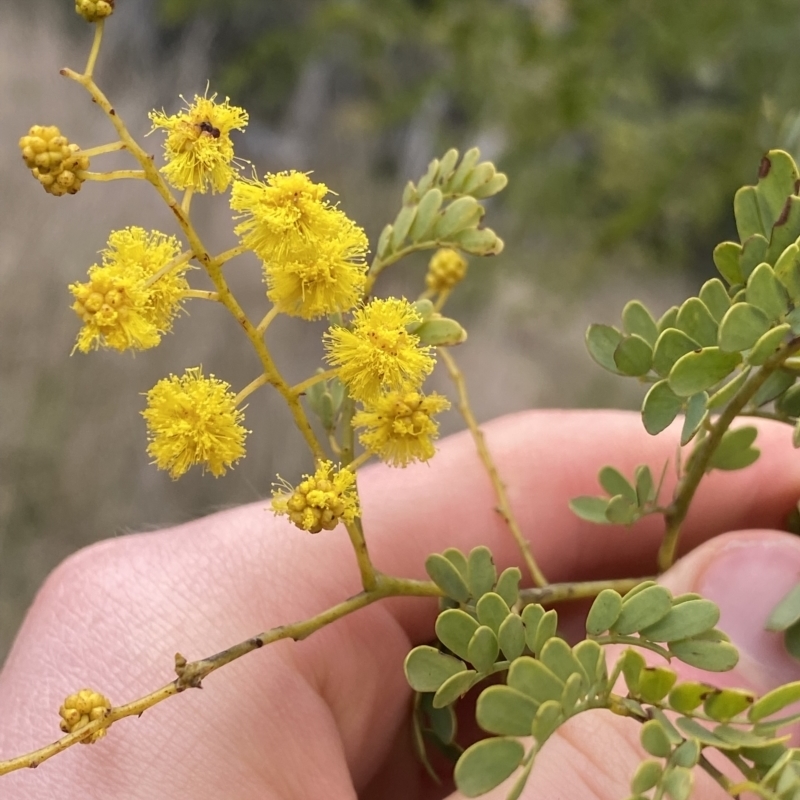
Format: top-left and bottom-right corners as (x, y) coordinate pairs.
(1, 409), (799, 799)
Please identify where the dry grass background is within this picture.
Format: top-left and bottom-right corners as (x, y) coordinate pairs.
(0, 3), (692, 663)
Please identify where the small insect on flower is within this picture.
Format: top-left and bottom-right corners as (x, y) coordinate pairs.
(142, 368), (249, 479)
(272, 461), (359, 533)
(149, 92), (248, 194)
(324, 298), (436, 403)
(197, 120), (221, 139)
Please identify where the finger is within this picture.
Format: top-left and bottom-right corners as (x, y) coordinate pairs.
(1, 410), (798, 800)
(362, 409), (800, 637)
(440, 530), (800, 800)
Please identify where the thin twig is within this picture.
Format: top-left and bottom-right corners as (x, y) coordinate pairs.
(77, 141), (127, 158)
(234, 374), (269, 406)
(79, 169), (146, 181)
(256, 306), (279, 336)
(519, 576), (650, 606)
(291, 368), (338, 396)
(0, 574), (441, 776)
(344, 517), (378, 591)
(439, 348), (548, 587)
(183, 290), (219, 302)
(83, 19), (104, 78)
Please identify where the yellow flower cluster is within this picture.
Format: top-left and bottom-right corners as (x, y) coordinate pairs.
(69, 227), (188, 352)
(426, 248), (468, 293)
(142, 368), (248, 479)
(18, 125), (89, 196)
(75, 0), (114, 22)
(353, 391), (450, 467)
(59, 689), (111, 744)
(230, 171), (369, 319)
(324, 298), (435, 403)
(272, 461), (359, 533)
(149, 94), (248, 194)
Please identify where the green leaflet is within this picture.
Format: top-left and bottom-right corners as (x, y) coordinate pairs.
(454, 737), (525, 798)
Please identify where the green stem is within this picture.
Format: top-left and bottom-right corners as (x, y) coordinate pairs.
(178, 573), (439, 686)
(181, 188), (194, 215)
(143, 250), (194, 288)
(234, 374), (270, 406)
(291, 368), (338, 397)
(214, 244), (248, 266)
(339, 395), (357, 466)
(519, 576), (650, 606)
(183, 289), (218, 302)
(698, 754), (735, 791)
(77, 141), (126, 158)
(658, 339), (800, 572)
(739, 409), (795, 426)
(344, 517), (378, 591)
(348, 451), (372, 471)
(439, 348), (548, 587)
(79, 169), (145, 181)
(433, 288), (452, 312)
(366, 240), (449, 294)
(0, 573), (442, 776)
(256, 306), (279, 336)
(590, 634), (672, 661)
(718, 749), (760, 785)
(83, 19), (104, 78)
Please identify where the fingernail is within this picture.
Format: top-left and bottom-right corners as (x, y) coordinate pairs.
(685, 533), (800, 691)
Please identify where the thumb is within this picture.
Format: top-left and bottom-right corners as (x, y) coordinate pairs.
(659, 529), (800, 693)
(443, 532), (800, 800)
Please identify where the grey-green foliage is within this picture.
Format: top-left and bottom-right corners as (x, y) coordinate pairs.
(767, 583), (800, 663)
(587, 151), (800, 461)
(407, 546), (800, 798)
(374, 147), (506, 264)
(585, 584), (738, 671)
(305, 371), (346, 432)
(157, 0), (800, 280)
(569, 463), (665, 526)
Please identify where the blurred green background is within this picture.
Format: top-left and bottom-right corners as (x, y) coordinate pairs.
(2, 0), (800, 662)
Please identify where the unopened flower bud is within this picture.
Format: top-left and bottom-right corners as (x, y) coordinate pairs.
(19, 125), (89, 196)
(425, 248), (468, 293)
(75, 0), (115, 22)
(58, 689), (111, 744)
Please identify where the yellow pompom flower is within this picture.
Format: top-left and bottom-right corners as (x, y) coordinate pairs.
(230, 170), (346, 262)
(353, 391), (450, 467)
(69, 227), (187, 353)
(59, 689), (111, 744)
(142, 368), (248, 479)
(265, 219), (369, 319)
(149, 93), (248, 193)
(324, 298), (435, 403)
(272, 461), (359, 533)
(426, 248), (468, 293)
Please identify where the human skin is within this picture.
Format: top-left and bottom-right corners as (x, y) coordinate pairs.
(1, 409), (800, 799)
